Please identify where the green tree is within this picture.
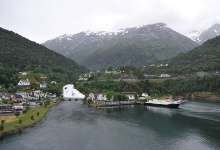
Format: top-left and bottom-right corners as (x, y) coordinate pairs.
(18, 119), (22, 126)
(15, 111), (20, 117)
(0, 124), (4, 133)
(22, 109), (27, 113)
(1, 120), (5, 125)
(107, 66), (113, 71)
(149, 89), (161, 97)
(106, 92), (113, 101)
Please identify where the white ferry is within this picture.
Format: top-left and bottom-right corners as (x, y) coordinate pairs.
(144, 99), (181, 108)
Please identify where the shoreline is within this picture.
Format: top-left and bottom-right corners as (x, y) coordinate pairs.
(0, 100), (62, 138)
(88, 97), (220, 108)
(88, 101), (136, 108)
(181, 92), (220, 101)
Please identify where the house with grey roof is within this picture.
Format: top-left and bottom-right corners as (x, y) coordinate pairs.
(1, 93), (11, 100)
(16, 92), (29, 99)
(18, 79), (30, 86)
(40, 83), (47, 88)
(11, 94), (24, 101)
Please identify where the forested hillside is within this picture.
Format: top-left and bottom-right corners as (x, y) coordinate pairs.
(0, 27), (88, 87)
(160, 35), (220, 75)
(78, 75), (220, 100)
(77, 34), (220, 99)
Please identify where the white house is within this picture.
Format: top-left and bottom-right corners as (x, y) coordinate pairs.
(159, 74), (171, 78)
(142, 93), (149, 97)
(79, 73), (92, 81)
(21, 72), (27, 75)
(19, 72), (27, 75)
(16, 92), (29, 99)
(79, 76), (88, 81)
(32, 90), (43, 98)
(1, 93), (11, 100)
(51, 94), (56, 98)
(87, 93), (95, 101)
(97, 93), (107, 101)
(122, 92), (137, 100)
(18, 79), (30, 86)
(27, 100), (36, 106)
(45, 92), (56, 98)
(13, 104), (24, 110)
(105, 70), (121, 74)
(40, 83), (47, 88)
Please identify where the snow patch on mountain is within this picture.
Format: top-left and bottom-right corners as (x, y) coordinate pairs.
(185, 23), (220, 44)
(186, 30), (205, 43)
(49, 23), (170, 44)
(83, 29), (129, 37)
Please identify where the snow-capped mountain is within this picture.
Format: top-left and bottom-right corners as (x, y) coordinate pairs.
(186, 23), (220, 44)
(43, 23), (197, 70)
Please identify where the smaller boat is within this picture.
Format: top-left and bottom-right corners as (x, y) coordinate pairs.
(144, 99), (181, 108)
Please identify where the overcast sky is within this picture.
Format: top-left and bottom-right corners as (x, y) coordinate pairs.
(0, 0), (220, 43)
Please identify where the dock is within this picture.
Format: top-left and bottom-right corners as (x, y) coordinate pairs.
(96, 101), (135, 107)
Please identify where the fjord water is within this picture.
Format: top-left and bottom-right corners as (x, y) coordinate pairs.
(1, 100), (220, 150)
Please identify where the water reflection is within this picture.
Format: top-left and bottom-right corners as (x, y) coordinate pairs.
(0, 100), (220, 150)
(145, 106), (173, 117)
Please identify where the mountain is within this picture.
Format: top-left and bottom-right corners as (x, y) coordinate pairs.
(186, 23), (220, 44)
(43, 23), (197, 70)
(166, 35), (220, 74)
(0, 27), (88, 82)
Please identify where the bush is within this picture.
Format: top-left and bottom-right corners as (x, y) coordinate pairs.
(1, 120), (5, 124)
(26, 106), (31, 111)
(18, 119), (22, 125)
(87, 99), (93, 104)
(31, 115), (34, 120)
(22, 109), (27, 113)
(15, 111), (20, 117)
(0, 124), (4, 132)
(2, 99), (8, 104)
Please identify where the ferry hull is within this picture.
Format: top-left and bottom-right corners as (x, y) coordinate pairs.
(144, 103), (180, 108)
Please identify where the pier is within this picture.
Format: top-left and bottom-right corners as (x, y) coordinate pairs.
(95, 101), (135, 107)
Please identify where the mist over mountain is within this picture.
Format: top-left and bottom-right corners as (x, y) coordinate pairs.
(43, 23), (197, 70)
(186, 23), (220, 44)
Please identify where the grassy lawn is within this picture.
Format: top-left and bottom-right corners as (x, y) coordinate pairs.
(149, 78), (168, 83)
(0, 99), (61, 133)
(98, 74), (121, 79)
(18, 75), (40, 84)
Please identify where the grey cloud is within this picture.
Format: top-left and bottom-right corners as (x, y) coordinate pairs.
(0, 0), (220, 43)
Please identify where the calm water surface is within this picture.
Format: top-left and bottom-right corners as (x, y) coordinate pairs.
(0, 100), (220, 150)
